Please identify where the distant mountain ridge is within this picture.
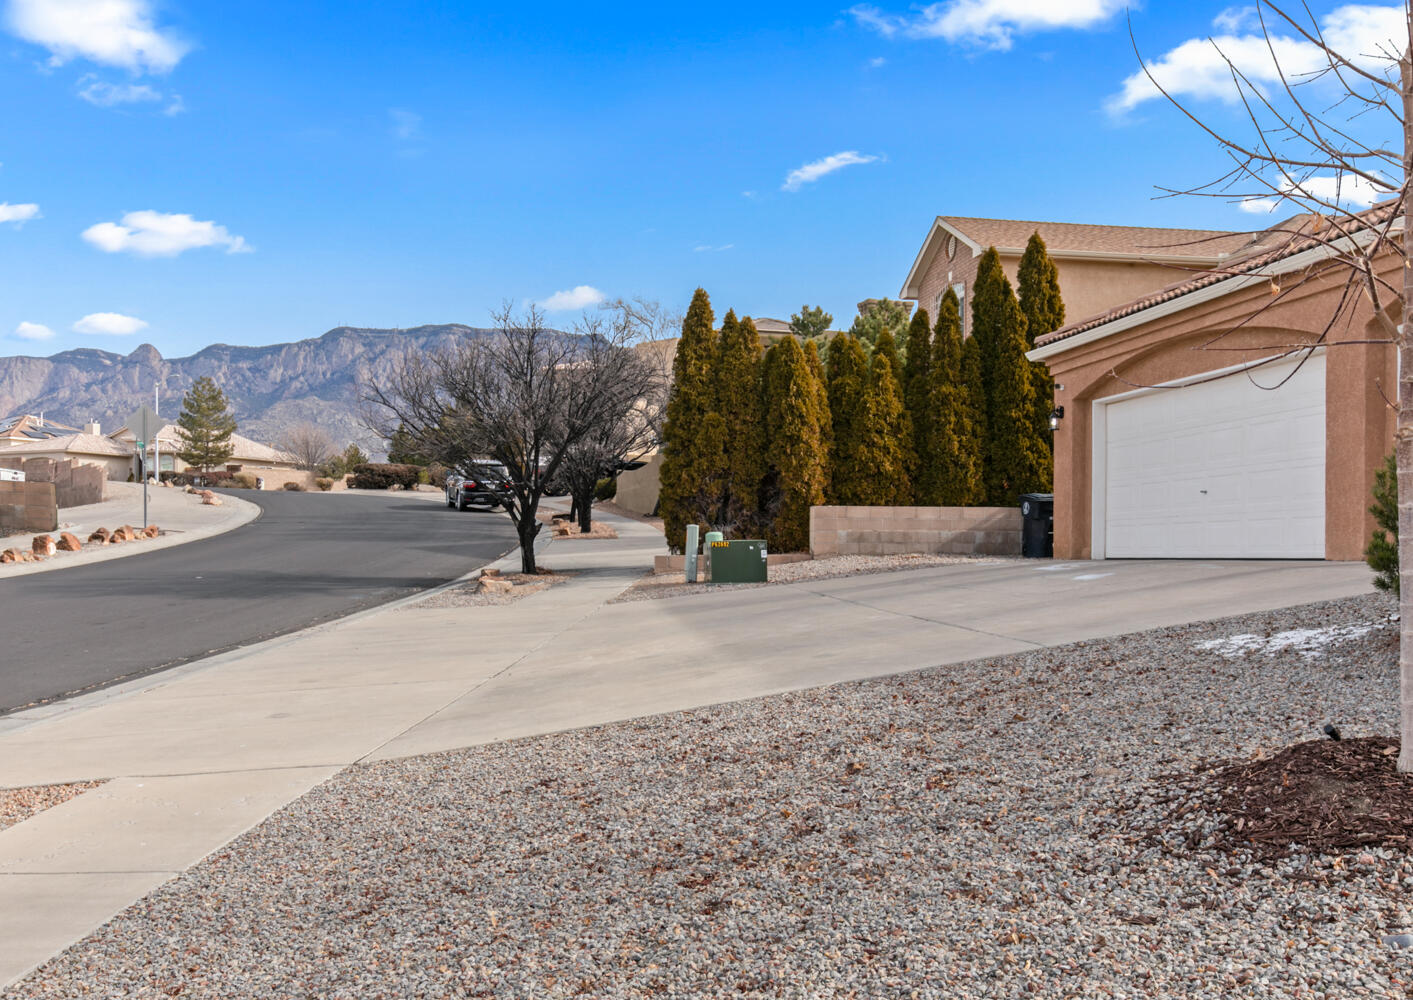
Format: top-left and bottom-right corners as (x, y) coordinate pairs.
(0, 324), (499, 454)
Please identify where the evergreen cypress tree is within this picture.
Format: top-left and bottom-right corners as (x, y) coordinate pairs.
(802, 338), (833, 494)
(960, 333), (988, 499)
(658, 288), (719, 550)
(1017, 233), (1064, 491)
(860, 351), (913, 504)
(918, 289), (982, 505)
(1367, 450), (1399, 592)
(972, 249), (1044, 506)
(902, 308), (932, 494)
(717, 313), (765, 535)
(825, 333), (871, 504)
(760, 336), (828, 552)
(175, 376), (237, 473)
(873, 326), (904, 385)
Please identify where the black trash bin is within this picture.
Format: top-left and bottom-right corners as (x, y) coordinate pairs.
(1020, 493), (1053, 558)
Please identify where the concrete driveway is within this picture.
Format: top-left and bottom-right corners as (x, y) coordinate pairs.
(0, 508), (1374, 985)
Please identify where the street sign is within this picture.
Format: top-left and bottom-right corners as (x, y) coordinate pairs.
(125, 404), (160, 443)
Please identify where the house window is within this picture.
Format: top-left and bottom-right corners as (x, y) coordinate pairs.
(952, 282), (967, 338)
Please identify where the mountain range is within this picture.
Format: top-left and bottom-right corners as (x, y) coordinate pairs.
(0, 325), (498, 455)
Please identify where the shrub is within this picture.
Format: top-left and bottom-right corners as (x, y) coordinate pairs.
(425, 462), (450, 489)
(282, 481), (306, 492)
(1367, 450), (1399, 593)
(215, 477), (238, 488)
(232, 471), (259, 489)
(348, 463), (423, 490)
(314, 477), (334, 491)
(594, 477), (618, 502)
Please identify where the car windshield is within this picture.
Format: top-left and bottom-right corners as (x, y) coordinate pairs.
(467, 465), (508, 480)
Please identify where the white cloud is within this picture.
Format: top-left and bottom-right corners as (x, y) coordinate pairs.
(4, 0), (189, 73)
(77, 76), (161, 107)
(82, 210), (251, 257)
(850, 0), (1125, 49)
(390, 108), (421, 140)
(693, 243), (734, 252)
(14, 321), (53, 340)
(1110, 4), (1407, 114)
(539, 285), (606, 311)
(1213, 6), (1258, 32)
(0, 202), (40, 225)
(782, 151), (880, 192)
(1239, 173), (1388, 213)
(73, 311), (147, 335)
(869, 56), (888, 67)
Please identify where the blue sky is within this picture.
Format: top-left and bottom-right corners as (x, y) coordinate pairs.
(0, 1), (1403, 357)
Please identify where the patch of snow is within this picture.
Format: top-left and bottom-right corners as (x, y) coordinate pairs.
(1195, 620), (1390, 658)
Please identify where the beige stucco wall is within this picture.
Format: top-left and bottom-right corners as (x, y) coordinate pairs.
(615, 451), (662, 516)
(810, 505), (1022, 557)
(912, 242), (1213, 333)
(1039, 261), (1396, 562)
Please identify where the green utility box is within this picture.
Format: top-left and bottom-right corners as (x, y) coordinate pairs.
(707, 539), (768, 584)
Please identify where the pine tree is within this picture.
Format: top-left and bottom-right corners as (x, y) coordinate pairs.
(860, 350), (913, 504)
(175, 376), (237, 473)
(1367, 450), (1399, 593)
(717, 312), (765, 535)
(918, 289), (982, 505)
(789, 305), (833, 344)
(1017, 233), (1064, 491)
(760, 336), (828, 552)
(658, 288), (720, 550)
(825, 333), (871, 504)
(901, 308), (933, 495)
(972, 248), (1044, 506)
(848, 298), (911, 354)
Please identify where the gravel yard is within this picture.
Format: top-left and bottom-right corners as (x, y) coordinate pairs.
(4, 591), (1408, 999)
(0, 781), (103, 834)
(613, 553), (1015, 603)
(405, 572), (573, 609)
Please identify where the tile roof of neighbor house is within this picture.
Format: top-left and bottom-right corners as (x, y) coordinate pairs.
(941, 216), (1259, 259)
(0, 432), (132, 457)
(108, 423), (300, 465)
(1033, 202), (1402, 350)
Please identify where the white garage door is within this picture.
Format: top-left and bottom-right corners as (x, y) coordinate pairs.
(1102, 353), (1325, 559)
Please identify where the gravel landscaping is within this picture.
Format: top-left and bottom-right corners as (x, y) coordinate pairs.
(404, 572), (574, 609)
(612, 553), (1014, 603)
(4, 591), (1408, 998)
(0, 781), (104, 834)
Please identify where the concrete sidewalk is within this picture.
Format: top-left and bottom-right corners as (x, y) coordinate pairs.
(0, 506), (1374, 985)
(0, 482), (260, 578)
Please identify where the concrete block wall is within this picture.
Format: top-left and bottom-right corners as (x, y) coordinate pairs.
(0, 481), (58, 535)
(809, 505), (1022, 557)
(3, 457), (105, 508)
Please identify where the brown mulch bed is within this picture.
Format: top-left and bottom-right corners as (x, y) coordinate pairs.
(0, 780), (106, 833)
(1201, 737), (1412, 858)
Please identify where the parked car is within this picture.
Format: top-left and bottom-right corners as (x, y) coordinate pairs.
(445, 463), (513, 510)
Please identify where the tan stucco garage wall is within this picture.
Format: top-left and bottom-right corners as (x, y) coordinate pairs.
(1040, 268), (1395, 561)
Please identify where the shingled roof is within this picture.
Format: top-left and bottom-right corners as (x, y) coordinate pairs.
(1032, 202), (1401, 352)
(940, 216), (1257, 260)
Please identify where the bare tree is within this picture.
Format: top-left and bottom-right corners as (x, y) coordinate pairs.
(280, 422), (335, 473)
(1135, 2), (1411, 769)
(361, 304), (665, 573)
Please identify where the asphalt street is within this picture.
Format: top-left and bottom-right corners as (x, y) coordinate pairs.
(0, 490), (519, 713)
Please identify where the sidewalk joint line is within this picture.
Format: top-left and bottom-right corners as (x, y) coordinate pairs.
(798, 587), (1048, 648)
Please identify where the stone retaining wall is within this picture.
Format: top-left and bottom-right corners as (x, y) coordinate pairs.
(809, 505), (1021, 557)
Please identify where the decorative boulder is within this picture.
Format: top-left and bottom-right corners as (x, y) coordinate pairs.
(88, 527), (111, 545)
(0, 548), (21, 563)
(142, 525), (160, 538)
(32, 534), (55, 558)
(56, 532), (82, 552)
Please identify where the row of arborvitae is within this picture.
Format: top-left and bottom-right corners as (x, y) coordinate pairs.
(658, 235), (1064, 553)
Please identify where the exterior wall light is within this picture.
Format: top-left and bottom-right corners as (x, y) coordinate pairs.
(1049, 405), (1065, 431)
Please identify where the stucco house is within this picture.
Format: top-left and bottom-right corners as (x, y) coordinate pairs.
(899, 216), (1277, 335)
(109, 423), (301, 478)
(1026, 207), (1395, 562)
(0, 416), (134, 479)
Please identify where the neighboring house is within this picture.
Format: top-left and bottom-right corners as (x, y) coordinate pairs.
(109, 423), (301, 477)
(0, 426), (133, 480)
(899, 216), (1275, 335)
(0, 414), (82, 445)
(1026, 207), (1396, 562)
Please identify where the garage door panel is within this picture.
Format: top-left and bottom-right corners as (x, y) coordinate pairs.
(1103, 354), (1324, 559)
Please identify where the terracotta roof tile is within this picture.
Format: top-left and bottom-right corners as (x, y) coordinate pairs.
(1033, 202), (1401, 350)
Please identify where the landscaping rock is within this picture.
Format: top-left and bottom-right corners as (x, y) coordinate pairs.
(56, 532), (82, 552)
(0, 548), (22, 563)
(142, 525), (160, 539)
(87, 527), (110, 545)
(31, 534), (54, 558)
